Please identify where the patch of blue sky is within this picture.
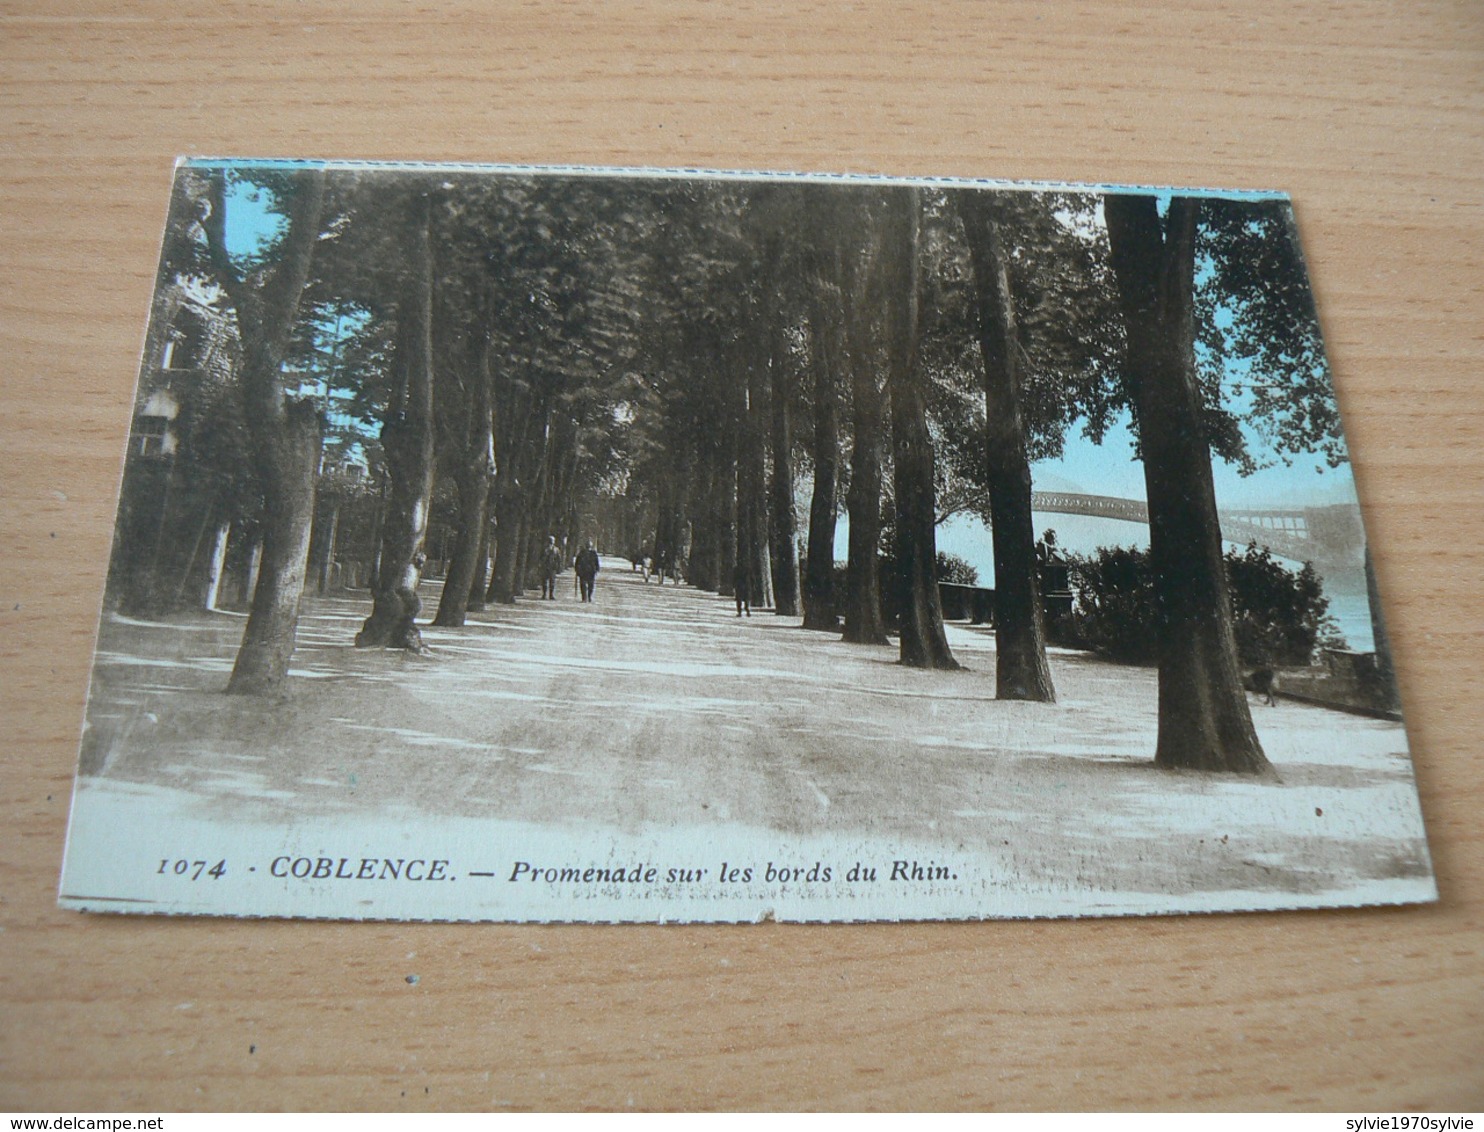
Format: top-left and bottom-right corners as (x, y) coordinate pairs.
(182, 164), (378, 456)
(1033, 413), (1356, 512)
(222, 179), (286, 261)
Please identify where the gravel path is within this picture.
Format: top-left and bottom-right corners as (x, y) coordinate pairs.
(74, 565), (1434, 910)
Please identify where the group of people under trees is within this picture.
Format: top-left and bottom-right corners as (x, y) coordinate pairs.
(539, 536), (601, 603)
(135, 161), (1348, 779)
(628, 545), (680, 586)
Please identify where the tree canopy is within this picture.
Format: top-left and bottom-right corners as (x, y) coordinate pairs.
(116, 164), (1355, 771)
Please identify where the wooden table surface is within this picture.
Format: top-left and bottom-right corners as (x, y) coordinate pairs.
(3, 0), (1481, 1112)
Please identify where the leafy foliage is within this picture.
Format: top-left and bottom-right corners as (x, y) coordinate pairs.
(1193, 197), (1347, 471)
(935, 551), (979, 586)
(1066, 543), (1340, 666)
(922, 191), (1127, 529)
(1063, 546), (1160, 663)
(1226, 542), (1344, 666)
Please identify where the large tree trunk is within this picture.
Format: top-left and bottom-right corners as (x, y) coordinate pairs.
(487, 479), (525, 604)
(433, 455), (489, 625)
(802, 313), (842, 630)
(432, 335), (494, 627)
(737, 338), (773, 608)
(766, 317), (800, 616)
(228, 403), (323, 693)
(671, 449), (695, 581)
(1104, 193), (1270, 775)
(694, 349), (739, 593)
(840, 395), (887, 642)
(652, 465), (686, 583)
(518, 421), (557, 591)
(687, 454), (720, 591)
(716, 440), (739, 598)
(545, 419), (581, 572)
(712, 358), (743, 597)
(1365, 546), (1400, 712)
(486, 384), (539, 605)
(467, 517), (492, 612)
(884, 188), (958, 670)
(356, 193), (437, 652)
(202, 168), (327, 696)
(959, 195), (1055, 700)
(311, 493), (340, 596)
(839, 217), (890, 646)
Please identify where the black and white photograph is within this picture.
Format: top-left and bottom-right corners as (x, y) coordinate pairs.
(58, 159), (1434, 921)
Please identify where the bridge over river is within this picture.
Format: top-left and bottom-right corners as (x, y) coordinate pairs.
(1030, 492), (1365, 579)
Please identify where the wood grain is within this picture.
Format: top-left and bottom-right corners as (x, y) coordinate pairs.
(2, 0), (1480, 1111)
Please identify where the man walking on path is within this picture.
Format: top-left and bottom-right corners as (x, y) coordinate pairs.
(733, 557), (751, 617)
(540, 536), (563, 600)
(575, 540), (600, 603)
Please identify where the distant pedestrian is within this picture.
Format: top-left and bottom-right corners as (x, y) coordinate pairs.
(575, 540), (600, 603)
(540, 536), (562, 600)
(1036, 528), (1060, 566)
(733, 558), (751, 618)
(1248, 666), (1279, 706)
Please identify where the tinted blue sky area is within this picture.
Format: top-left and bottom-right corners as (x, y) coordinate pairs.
(1036, 415), (1356, 509)
(954, 420), (1361, 587)
(222, 179), (285, 260)
(941, 398), (1358, 584)
(216, 180), (370, 469)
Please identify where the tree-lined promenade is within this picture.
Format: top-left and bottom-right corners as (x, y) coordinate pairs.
(114, 165), (1344, 776)
(77, 570), (1430, 911)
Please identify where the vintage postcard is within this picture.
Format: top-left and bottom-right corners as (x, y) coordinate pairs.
(59, 160), (1434, 920)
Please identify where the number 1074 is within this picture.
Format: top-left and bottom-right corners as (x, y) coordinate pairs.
(158, 859), (226, 880)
